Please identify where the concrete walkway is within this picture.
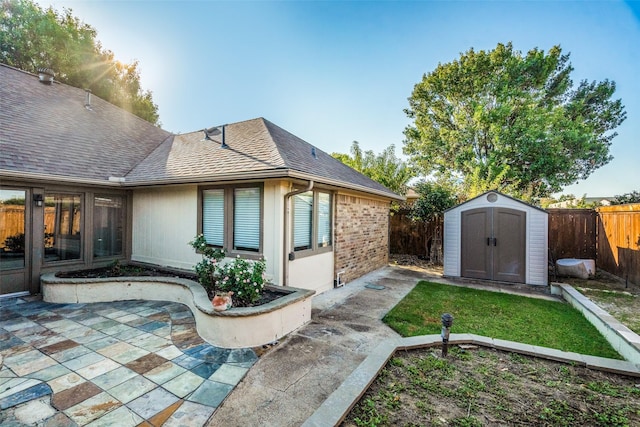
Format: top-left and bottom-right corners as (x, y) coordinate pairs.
(207, 265), (439, 426)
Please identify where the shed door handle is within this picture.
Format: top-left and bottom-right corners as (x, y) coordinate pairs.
(487, 237), (491, 246)
(493, 237), (497, 246)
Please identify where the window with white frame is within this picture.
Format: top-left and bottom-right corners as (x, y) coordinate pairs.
(201, 185), (262, 255)
(292, 190), (332, 255)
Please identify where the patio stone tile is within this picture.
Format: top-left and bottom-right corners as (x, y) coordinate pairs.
(63, 391), (120, 425)
(125, 353), (168, 375)
(92, 366), (138, 390)
(13, 396), (56, 424)
(30, 334), (67, 349)
(172, 354), (204, 370)
(39, 339), (79, 356)
(42, 411), (76, 426)
(190, 362), (221, 379)
(52, 381), (102, 411)
(134, 334), (171, 352)
(90, 319), (120, 331)
(47, 372), (84, 393)
(101, 310), (130, 320)
(112, 326), (145, 341)
(151, 326), (172, 339)
(4, 350), (57, 376)
(0, 378), (41, 399)
(62, 352), (105, 371)
(185, 345), (231, 364)
(187, 380), (233, 408)
(100, 323), (135, 336)
(84, 404), (143, 427)
(96, 341), (137, 359)
(12, 324), (47, 338)
(1, 318), (38, 332)
(162, 371), (204, 398)
(207, 363), (248, 385)
(66, 328), (105, 344)
(61, 325), (95, 340)
(227, 348), (258, 364)
(155, 345), (183, 360)
(127, 387), (180, 419)
(111, 313), (140, 324)
(106, 375), (156, 403)
(26, 363), (71, 382)
(124, 316), (152, 327)
(0, 336), (25, 351)
(136, 308), (163, 317)
(50, 345), (92, 363)
(138, 320), (167, 332)
(83, 335), (118, 350)
(75, 315), (108, 326)
(143, 361), (186, 385)
(0, 343), (32, 358)
(162, 400), (215, 426)
(171, 330), (205, 349)
(0, 382), (51, 410)
(147, 399), (183, 426)
(44, 319), (82, 333)
(76, 358), (120, 380)
(0, 365), (16, 377)
(108, 346), (150, 365)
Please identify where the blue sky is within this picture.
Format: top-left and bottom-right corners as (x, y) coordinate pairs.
(41, 0), (640, 197)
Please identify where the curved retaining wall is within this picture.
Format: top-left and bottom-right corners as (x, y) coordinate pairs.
(41, 273), (315, 349)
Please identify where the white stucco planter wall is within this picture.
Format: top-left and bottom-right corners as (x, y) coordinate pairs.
(41, 273), (315, 349)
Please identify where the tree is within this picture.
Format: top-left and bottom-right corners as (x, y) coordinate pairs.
(0, 0), (159, 124)
(612, 190), (640, 205)
(409, 180), (457, 222)
(404, 42), (626, 202)
(332, 141), (414, 195)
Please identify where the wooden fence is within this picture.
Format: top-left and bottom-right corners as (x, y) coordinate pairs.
(389, 209), (443, 262)
(596, 204), (640, 286)
(547, 209), (597, 260)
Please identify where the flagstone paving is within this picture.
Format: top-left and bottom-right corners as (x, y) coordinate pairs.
(0, 297), (257, 426)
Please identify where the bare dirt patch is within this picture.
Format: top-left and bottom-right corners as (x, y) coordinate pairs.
(343, 345), (640, 427)
(558, 270), (640, 335)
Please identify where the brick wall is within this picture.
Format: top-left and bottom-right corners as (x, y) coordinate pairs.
(334, 194), (390, 283)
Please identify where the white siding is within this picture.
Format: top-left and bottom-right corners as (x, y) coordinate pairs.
(443, 192), (548, 286)
(289, 251), (334, 294)
(132, 186), (201, 270)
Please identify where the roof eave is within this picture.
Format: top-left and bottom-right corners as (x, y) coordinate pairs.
(0, 170), (124, 187)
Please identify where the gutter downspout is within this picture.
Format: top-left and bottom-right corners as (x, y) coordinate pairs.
(283, 180), (314, 287)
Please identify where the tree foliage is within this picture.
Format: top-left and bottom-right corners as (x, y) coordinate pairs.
(612, 190), (640, 205)
(0, 0), (159, 124)
(404, 42), (626, 202)
(410, 180), (458, 222)
(332, 141), (414, 195)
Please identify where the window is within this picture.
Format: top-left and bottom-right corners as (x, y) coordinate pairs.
(93, 195), (124, 258)
(292, 190), (332, 255)
(45, 193), (82, 262)
(201, 185), (262, 255)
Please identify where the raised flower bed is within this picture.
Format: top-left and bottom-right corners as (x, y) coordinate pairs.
(41, 273), (315, 349)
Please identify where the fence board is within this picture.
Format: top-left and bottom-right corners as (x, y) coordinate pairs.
(597, 204), (640, 286)
(389, 209), (443, 260)
(547, 209), (597, 260)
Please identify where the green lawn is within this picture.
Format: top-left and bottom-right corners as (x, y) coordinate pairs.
(383, 281), (621, 359)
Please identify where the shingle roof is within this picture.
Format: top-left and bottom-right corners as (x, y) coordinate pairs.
(0, 64), (172, 183)
(1, 64), (401, 200)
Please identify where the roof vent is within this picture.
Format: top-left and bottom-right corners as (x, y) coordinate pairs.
(84, 89), (92, 110)
(37, 68), (55, 84)
(311, 146), (318, 159)
(203, 125), (228, 148)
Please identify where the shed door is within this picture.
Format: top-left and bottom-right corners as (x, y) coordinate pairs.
(461, 207), (526, 283)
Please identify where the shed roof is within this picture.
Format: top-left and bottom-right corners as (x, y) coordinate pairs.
(0, 64), (401, 200)
(445, 190), (547, 214)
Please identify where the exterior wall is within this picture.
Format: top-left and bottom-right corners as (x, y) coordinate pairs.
(131, 183), (284, 282)
(289, 251), (334, 294)
(334, 193), (390, 284)
(443, 192), (548, 286)
(132, 185), (201, 270)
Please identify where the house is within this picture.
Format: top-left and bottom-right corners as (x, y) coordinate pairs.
(0, 64), (402, 298)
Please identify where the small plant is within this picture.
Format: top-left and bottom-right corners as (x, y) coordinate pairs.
(189, 234), (226, 295)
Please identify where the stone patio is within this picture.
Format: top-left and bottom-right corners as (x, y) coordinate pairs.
(0, 298), (257, 426)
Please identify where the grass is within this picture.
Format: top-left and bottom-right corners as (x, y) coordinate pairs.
(383, 281), (621, 359)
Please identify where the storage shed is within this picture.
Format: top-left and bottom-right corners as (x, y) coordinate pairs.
(443, 191), (548, 286)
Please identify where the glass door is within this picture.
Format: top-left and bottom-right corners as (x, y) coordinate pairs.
(0, 188), (30, 296)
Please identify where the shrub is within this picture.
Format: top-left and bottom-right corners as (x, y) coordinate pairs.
(189, 234), (266, 306)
